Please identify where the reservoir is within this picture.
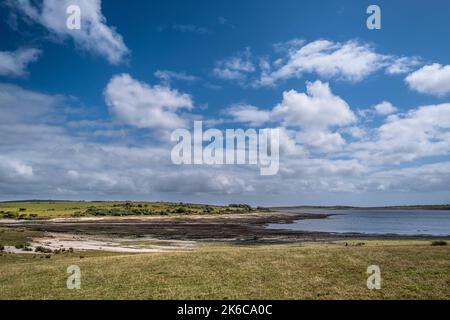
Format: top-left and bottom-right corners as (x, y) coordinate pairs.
(268, 209), (450, 236)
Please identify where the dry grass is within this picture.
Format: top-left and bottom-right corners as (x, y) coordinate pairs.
(1, 242), (449, 300)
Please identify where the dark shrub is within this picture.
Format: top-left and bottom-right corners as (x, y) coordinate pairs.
(203, 207), (213, 214)
(19, 208), (27, 212)
(229, 204), (252, 210)
(35, 246), (53, 253)
(175, 207), (190, 214)
(431, 240), (447, 246)
(3, 212), (18, 219)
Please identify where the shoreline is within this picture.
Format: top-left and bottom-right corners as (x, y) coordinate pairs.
(1, 211), (449, 246)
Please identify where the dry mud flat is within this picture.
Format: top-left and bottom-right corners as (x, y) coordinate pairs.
(1, 212), (448, 246)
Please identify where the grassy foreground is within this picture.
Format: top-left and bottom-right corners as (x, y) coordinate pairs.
(1, 240), (449, 299)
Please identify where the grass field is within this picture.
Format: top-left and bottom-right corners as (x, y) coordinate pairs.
(0, 201), (257, 219)
(0, 228), (449, 299)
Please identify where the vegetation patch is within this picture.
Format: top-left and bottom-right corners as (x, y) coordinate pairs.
(431, 240), (448, 246)
(0, 201), (262, 219)
(0, 228), (43, 248)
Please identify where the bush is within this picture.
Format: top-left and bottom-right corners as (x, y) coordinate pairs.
(431, 240), (447, 246)
(35, 246), (53, 253)
(19, 208), (27, 212)
(0, 244), (4, 251)
(203, 207), (213, 214)
(1, 211), (18, 219)
(229, 204), (252, 210)
(175, 207), (190, 214)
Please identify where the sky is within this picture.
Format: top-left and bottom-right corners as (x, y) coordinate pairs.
(1, 0), (450, 206)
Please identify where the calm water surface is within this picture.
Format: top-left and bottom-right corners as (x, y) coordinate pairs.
(268, 209), (450, 236)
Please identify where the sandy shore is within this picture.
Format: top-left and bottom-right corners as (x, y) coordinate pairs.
(1, 212), (449, 249)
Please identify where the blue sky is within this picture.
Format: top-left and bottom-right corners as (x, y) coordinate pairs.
(1, 0), (450, 206)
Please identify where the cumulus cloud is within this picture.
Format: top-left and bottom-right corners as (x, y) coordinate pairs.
(373, 101), (397, 115)
(272, 81), (356, 129)
(0, 82), (258, 198)
(366, 161), (450, 193)
(0, 48), (41, 77)
(1, 80), (450, 202)
(104, 74), (194, 131)
(8, 0), (129, 64)
(226, 81), (356, 130)
(351, 103), (450, 165)
(406, 64), (450, 96)
(226, 104), (272, 126)
(225, 81), (356, 153)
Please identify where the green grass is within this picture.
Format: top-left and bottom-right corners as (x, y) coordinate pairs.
(1, 226), (448, 300)
(0, 228), (44, 248)
(0, 201), (256, 219)
(1, 240), (449, 299)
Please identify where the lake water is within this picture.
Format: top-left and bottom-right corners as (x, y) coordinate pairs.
(268, 209), (450, 236)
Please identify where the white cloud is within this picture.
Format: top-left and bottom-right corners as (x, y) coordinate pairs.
(373, 101), (397, 115)
(0, 82), (62, 124)
(296, 130), (346, 153)
(0, 157), (34, 181)
(272, 81), (356, 129)
(104, 74), (193, 131)
(258, 40), (390, 86)
(0, 48), (41, 77)
(341, 126), (366, 139)
(366, 162), (450, 192)
(226, 80), (356, 131)
(226, 104), (271, 126)
(406, 64), (450, 96)
(226, 81), (356, 154)
(351, 103), (450, 165)
(213, 48), (255, 81)
(385, 56), (421, 75)
(9, 0), (129, 64)
(2, 82), (450, 203)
